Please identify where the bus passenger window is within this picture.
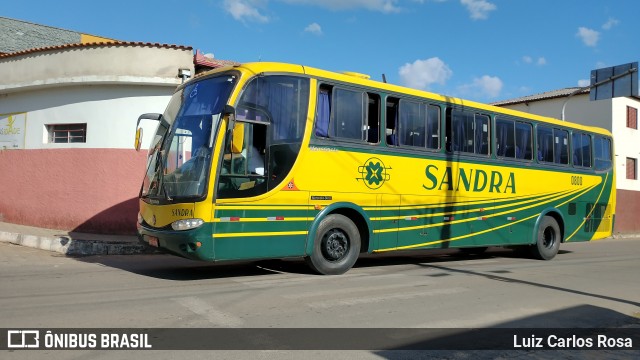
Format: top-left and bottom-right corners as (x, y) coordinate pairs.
(475, 114), (489, 155)
(537, 126), (554, 162)
(399, 100), (424, 147)
(594, 136), (612, 171)
(451, 110), (472, 153)
(330, 88), (366, 141)
(385, 97), (399, 146)
(448, 110), (489, 155)
(572, 132), (592, 168)
(555, 129), (569, 165)
(315, 86), (331, 138)
(426, 105), (440, 150)
(515, 122), (533, 160)
(496, 118), (515, 158)
(366, 93), (380, 143)
(496, 118), (533, 161)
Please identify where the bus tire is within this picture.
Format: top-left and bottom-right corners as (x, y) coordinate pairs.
(531, 216), (561, 260)
(306, 214), (361, 275)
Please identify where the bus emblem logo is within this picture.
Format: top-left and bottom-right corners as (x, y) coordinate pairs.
(357, 157), (391, 190)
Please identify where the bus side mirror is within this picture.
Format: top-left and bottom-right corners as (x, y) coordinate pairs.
(135, 113), (162, 151)
(137, 113), (162, 127)
(134, 127), (144, 151)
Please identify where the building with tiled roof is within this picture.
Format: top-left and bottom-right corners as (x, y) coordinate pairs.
(0, 37), (195, 234)
(0, 17), (246, 235)
(0, 18), (239, 234)
(494, 86), (640, 234)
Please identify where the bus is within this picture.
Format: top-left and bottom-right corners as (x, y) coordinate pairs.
(135, 62), (615, 275)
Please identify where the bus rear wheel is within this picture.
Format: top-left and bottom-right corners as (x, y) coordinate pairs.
(531, 216), (561, 260)
(306, 214), (361, 275)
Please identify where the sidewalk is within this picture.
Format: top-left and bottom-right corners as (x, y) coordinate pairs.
(0, 221), (151, 256)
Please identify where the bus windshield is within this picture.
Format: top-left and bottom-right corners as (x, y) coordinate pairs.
(141, 74), (236, 201)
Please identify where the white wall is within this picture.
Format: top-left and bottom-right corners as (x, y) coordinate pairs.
(0, 45), (193, 92)
(612, 97), (640, 191)
(0, 84), (167, 149)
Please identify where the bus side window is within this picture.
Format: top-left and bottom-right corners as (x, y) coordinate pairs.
(572, 132), (592, 168)
(315, 86), (332, 138)
(496, 118), (515, 158)
(515, 121), (533, 160)
(426, 105), (440, 150)
(330, 88), (366, 141)
(537, 125), (554, 162)
(399, 99), (423, 147)
(385, 97), (399, 146)
(594, 136), (612, 171)
(554, 129), (569, 165)
(475, 114), (490, 155)
(366, 93), (380, 143)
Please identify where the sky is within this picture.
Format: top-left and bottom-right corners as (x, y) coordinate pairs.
(3, 0), (639, 103)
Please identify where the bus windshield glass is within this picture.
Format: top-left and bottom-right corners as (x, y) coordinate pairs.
(141, 74), (236, 201)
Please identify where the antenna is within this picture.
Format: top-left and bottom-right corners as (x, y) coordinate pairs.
(382, 74), (387, 83)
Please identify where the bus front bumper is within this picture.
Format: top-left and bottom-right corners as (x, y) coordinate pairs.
(137, 222), (215, 261)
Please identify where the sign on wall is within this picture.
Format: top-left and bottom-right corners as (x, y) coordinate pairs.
(0, 112), (27, 149)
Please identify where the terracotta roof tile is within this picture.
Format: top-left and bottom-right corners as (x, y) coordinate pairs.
(194, 49), (240, 68)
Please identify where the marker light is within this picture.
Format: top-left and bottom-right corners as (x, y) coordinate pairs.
(171, 218), (204, 231)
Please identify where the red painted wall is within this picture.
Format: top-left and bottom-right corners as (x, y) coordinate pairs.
(0, 149), (148, 234)
(615, 189), (640, 234)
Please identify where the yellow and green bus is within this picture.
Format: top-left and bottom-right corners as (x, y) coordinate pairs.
(135, 62), (615, 275)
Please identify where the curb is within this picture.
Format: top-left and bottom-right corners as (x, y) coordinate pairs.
(0, 230), (151, 256)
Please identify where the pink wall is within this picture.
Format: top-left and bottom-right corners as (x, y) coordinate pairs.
(615, 189), (640, 234)
(0, 149), (148, 234)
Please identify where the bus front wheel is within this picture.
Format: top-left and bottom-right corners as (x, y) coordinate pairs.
(531, 216), (561, 260)
(306, 214), (361, 275)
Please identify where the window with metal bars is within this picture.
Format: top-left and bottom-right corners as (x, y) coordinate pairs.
(47, 124), (87, 143)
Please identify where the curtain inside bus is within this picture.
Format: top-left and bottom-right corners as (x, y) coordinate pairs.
(315, 90), (330, 137)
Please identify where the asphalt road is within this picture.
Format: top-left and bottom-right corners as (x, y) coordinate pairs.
(1, 238), (639, 359)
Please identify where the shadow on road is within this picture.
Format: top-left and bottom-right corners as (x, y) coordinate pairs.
(73, 246), (569, 281)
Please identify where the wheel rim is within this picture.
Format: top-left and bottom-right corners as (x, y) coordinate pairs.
(542, 226), (556, 249)
(321, 229), (349, 262)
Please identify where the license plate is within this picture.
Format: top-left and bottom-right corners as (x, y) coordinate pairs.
(148, 236), (159, 247)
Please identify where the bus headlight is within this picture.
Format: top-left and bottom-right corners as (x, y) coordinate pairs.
(171, 218), (204, 231)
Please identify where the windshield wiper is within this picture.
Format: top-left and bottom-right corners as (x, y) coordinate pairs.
(156, 150), (173, 201)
